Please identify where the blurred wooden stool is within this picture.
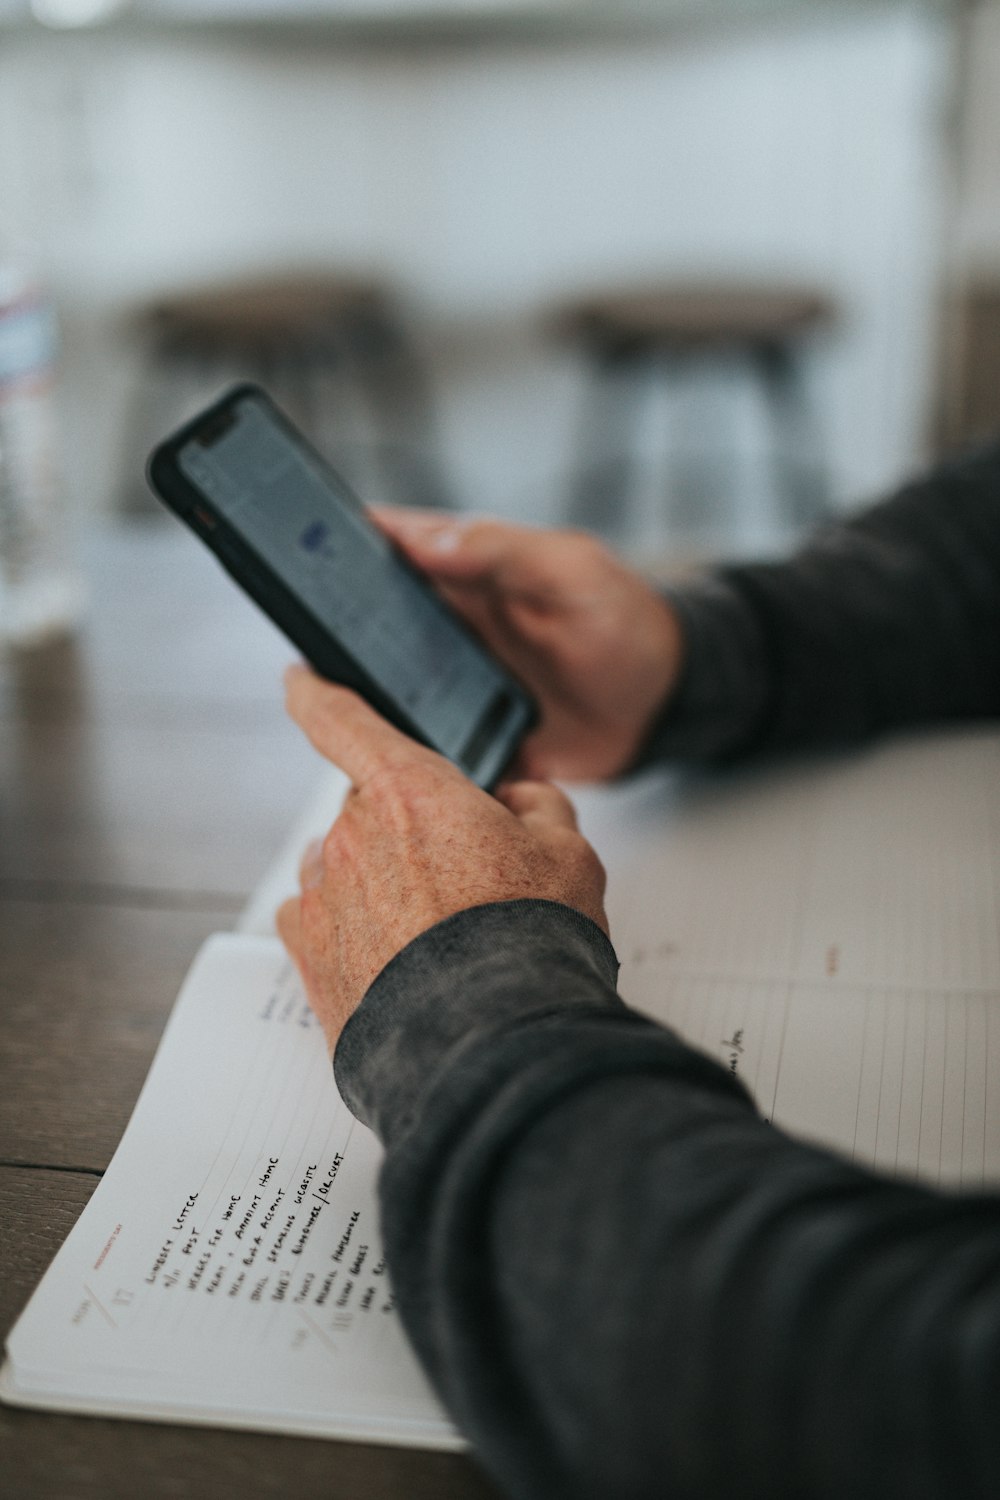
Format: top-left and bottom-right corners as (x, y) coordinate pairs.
(937, 278), (1000, 452)
(123, 272), (454, 513)
(556, 284), (835, 537)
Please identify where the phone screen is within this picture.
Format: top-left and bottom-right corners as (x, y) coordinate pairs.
(175, 391), (525, 775)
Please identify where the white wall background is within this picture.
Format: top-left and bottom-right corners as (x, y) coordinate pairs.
(0, 3), (956, 553)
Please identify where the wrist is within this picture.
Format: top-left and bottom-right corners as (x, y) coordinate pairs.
(334, 899), (621, 1143)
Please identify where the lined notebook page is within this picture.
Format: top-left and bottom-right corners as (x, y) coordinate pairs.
(573, 729), (1000, 1189)
(235, 729), (1000, 1187)
(2, 936), (459, 1445)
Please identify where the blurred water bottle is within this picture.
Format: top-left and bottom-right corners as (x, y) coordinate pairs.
(0, 267), (86, 645)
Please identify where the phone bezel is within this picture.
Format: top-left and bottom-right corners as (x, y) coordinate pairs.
(146, 384), (536, 789)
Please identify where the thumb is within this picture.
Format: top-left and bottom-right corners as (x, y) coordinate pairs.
(371, 508), (527, 587)
(495, 779), (579, 831)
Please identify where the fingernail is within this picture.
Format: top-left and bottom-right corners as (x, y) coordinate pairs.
(428, 526), (462, 554)
(384, 513), (434, 537)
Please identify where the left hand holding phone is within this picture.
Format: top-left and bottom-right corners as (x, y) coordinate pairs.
(371, 508), (684, 782)
(277, 663), (610, 1054)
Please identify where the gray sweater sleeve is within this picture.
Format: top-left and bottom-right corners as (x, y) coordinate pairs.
(638, 441), (1000, 763)
(332, 450), (1000, 1498)
(336, 902), (1000, 1500)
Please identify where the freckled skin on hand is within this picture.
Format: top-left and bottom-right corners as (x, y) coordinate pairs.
(277, 669), (609, 1053)
(277, 516), (686, 1053)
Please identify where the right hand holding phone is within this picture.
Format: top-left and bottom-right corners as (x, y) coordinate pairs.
(278, 666), (609, 1053)
(373, 510), (684, 782)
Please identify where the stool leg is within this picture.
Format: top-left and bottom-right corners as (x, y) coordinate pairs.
(342, 306), (456, 512)
(655, 347), (719, 538)
(567, 344), (647, 537)
(275, 344), (327, 440)
(756, 341), (831, 531)
(255, 343), (305, 429)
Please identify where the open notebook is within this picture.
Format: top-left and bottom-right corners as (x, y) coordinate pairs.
(3, 726), (999, 1439)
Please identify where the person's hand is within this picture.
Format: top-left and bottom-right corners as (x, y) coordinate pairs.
(276, 664), (609, 1054)
(372, 509), (684, 781)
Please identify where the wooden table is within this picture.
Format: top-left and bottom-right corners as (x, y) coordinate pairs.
(0, 521), (499, 1500)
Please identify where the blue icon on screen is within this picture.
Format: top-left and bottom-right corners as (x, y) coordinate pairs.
(299, 521), (336, 559)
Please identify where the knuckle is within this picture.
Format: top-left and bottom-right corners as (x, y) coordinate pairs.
(275, 897), (298, 944)
(320, 825), (340, 866)
(551, 788), (578, 822)
(545, 826), (586, 863)
(501, 779), (535, 814)
(565, 530), (610, 570)
(568, 834), (606, 883)
(321, 817), (355, 868)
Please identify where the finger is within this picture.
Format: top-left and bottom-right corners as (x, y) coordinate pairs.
(495, 779), (579, 830)
(506, 738), (564, 782)
(369, 507), (469, 570)
(367, 513), (511, 648)
(284, 664), (435, 787)
(276, 895), (303, 959)
(373, 509), (537, 587)
(370, 506), (465, 545)
(298, 838), (324, 891)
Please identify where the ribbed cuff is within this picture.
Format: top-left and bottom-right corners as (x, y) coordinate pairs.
(334, 900), (621, 1144)
(632, 575), (771, 767)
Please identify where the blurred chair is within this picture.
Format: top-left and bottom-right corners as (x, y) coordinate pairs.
(937, 278), (1000, 453)
(121, 271), (454, 513)
(554, 283), (835, 538)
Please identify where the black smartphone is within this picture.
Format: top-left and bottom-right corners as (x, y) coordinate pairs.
(147, 384), (536, 790)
